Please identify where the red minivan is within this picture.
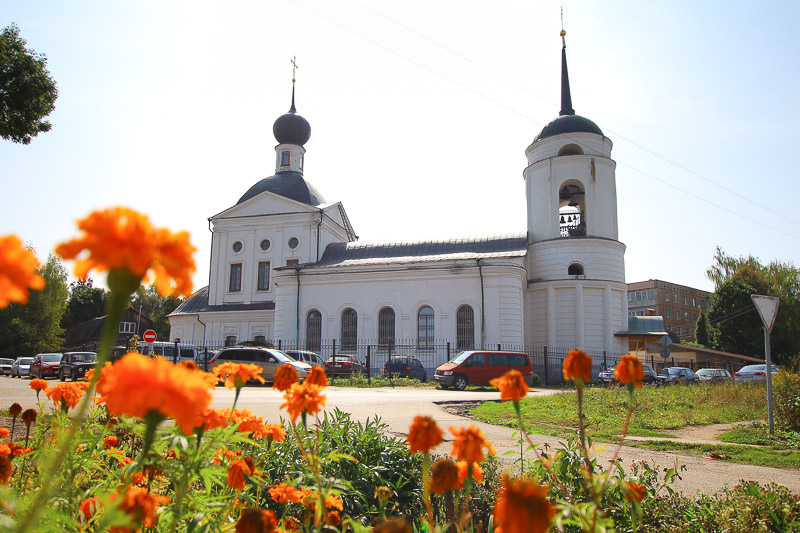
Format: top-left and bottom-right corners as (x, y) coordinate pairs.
(434, 351), (532, 391)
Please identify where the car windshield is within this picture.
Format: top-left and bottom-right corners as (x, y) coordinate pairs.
(448, 351), (473, 364)
(660, 368), (683, 376)
(0, 359), (12, 364)
(72, 353), (96, 363)
(19, 358), (32, 364)
(269, 350), (295, 363)
(42, 354), (62, 362)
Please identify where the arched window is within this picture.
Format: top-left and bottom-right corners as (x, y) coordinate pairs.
(568, 263), (585, 276)
(559, 182), (586, 237)
(456, 305), (475, 350)
(558, 143), (584, 156)
(341, 308), (357, 351)
(417, 306), (434, 350)
(306, 310), (322, 352)
(378, 307), (395, 351)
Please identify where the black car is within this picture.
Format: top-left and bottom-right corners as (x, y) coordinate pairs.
(597, 362), (657, 385)
(59, 352), (98, 381)
(656, 367), (698, 385)
(383, 356), (428, 382)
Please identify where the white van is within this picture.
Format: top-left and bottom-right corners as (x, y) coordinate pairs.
(137, 341), (198, 362)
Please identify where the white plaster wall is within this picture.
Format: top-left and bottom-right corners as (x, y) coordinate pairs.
(528, 239), (626, 283)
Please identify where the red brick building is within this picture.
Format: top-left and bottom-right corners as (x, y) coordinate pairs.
(627, 279), (711, 343)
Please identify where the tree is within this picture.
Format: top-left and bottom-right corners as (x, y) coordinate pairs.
(694, 312), (710, 348)
(130, 285), (183, 341)
(61, 278), (108, 331)
(0, 253), (68, 357)
(0, 23), (58, 144)
(705, 247), (800, 365)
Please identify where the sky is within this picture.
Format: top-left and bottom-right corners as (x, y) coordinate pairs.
(2, 1), (799, 294)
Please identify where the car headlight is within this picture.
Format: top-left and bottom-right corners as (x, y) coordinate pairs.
(442, 371), (453, 376)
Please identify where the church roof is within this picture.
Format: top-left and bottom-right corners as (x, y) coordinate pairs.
(169, 286), (276, 316)
(236, 171), (327, 206)
(309, 234), (527, 267)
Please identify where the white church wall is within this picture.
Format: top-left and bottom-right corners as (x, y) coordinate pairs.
(529, 239), (625, 283)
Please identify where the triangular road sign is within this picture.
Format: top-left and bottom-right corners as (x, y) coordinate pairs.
(751, 295), (779, 333)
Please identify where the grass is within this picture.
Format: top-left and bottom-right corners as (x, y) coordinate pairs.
(622, 441), (800, 470)
(327, 373), (436, 388)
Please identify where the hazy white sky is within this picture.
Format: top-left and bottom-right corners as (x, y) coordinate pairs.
(2, 1), (799, 293)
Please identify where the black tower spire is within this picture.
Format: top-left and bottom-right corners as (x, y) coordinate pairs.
(559, 29), (575, 117)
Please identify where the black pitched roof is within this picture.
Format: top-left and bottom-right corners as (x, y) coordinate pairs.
(237, 171), (326, 206)
(169, 286), (276, 316)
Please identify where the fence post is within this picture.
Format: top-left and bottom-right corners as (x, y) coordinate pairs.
(603, 350), (607, 370)
(446, 342), (451, 362)
(332, 339), (336, 357)
(203, 347), (208, 372)
(174, 340), (179, 364)
(497, 343), (501, 351)
(278, 339), (281, 350)
(367, 345), (371, 384)
(543, 345), (549, 386)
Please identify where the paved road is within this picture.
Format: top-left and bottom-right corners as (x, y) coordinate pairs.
(3, 376), (798, 495)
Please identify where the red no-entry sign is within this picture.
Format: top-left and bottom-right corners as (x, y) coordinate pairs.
(142, 329), (157, 343)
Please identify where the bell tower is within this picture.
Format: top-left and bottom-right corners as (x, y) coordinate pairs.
(524, 30), (628, 354)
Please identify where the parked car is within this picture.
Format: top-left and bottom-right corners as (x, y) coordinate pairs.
(597, 362), (657, 385)
(209, 346), (310, 383)
(734, 364), (780, 383)
(383, 356), (428, 382)
(283, 349), (324, 367)
(29, 353), (63, 379)
(137, 341), (198, 362)
(656, 367), (698, 385)
(324, 354), (367, 378)
(0, 358), (13, 375)
(11, 357), (33, 378)
(434, 350), (532, 391)
(58, 352), (98, 381)
(695, 368), (733, 383)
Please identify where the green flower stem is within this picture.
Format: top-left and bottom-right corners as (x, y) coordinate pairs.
(422, 452), (434, 532)
(12, 271), (137, 533)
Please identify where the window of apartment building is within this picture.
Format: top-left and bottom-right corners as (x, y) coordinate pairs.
(306, 310), (322, 352)
(684, 296), (688, 305)
(229, 263), (242, 292)
(674, 293), (679, 303)
(692, 297), (697, 307)
(378, 307), (395, 350)
(677, 327), (682, 336)
(700, 300), (706, 309)
(456, 305), (475, 350)
(341, 308), (357, 351)
(665, 293), (670, 303)
(666, 309), (671, 318)
(675, 311), (680, 320)
(257, 261), (270, 291)
(417, 306), (435, 350)
(685, 311), (690, 321)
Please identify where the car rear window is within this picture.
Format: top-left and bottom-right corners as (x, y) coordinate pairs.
(42, 354), (62, 362)
(487, 353), (528, 366)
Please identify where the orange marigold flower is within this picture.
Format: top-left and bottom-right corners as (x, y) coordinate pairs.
(79, 496), (102, 521)
(284, 516), (300, 531)
(623, 481), (646, 502)
(56, 207), (196, 297)
(30, 378), (48, 392)
(227, 458), (255, 490)
(9, 443), (31, 458)
(307, 492), (344, 511)
(110, 486), (170, 530)
(449, 424), (496, 464)
(272, 363), (298, 391)
(0, 428), (9, 439)
(0, 443), (10, 458)
(373, 518), (413, 533)
(213, 362), (266, 389)
(280, 382), (326, 423)
(494, 475), (555, 533)
(407, 415), (443, 454)
(104, 435), (118, 449)
(235, 508), (277, 533)
(21, 408), (36, 426)
(269, 483), (305, 504)
(615, 354), (645, 389)
(0, 456), (12, 484)
(327, 510), (341, 526)
(95, 352), (213, 433)
(9, 402), (22, 417)
(305, 365), (328, 387)
(562, 349), (593, 383)
(430, 458), (459, 495)
(456, 460), (484, 489)
(193, 408), (229, 432)
(490, 370), (530, 402)
(0, 235), (45, 308)
(45, 382), (86, 409)
(260, 423), (286, 442)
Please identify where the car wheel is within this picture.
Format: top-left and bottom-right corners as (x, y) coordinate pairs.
(453, 375), (468, 391)
(72, 369), (78, 381)
(420, 374), (428, 383)
(59, 370), (65, 381)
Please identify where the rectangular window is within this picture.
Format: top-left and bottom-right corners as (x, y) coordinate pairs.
(675, 310), (680, 320)
(286, 259), (299, 267)
(685, 311), (690, 321)
(119, 322), (136, 334)
(666, 309), (672, 318)
(692, 297), (697, 307)
(257, 261), (270, 291)
(684, 296), (688, 305)
(665, 293), (670, 302)
(677, 327), (682, 336)
(229, 263), (242, 292)
(674, 293), (679, 303)
(700, 300), (706, 309)
(281, 151), (290, 166)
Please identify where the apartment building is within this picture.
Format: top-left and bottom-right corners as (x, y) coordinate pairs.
(627, 279), (712, 342)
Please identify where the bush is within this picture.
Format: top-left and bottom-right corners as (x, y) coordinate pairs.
(773, 370), (800, 432)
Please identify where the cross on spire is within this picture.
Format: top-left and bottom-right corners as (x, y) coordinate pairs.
(291, 56), (298, 84)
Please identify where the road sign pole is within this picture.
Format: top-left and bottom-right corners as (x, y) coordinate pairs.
(764, 327), (774, 435)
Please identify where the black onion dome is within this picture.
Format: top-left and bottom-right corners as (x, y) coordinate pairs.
(273, 109), (311, 145)
(533, 114), (604, 142)
(237, 171), (326, 206)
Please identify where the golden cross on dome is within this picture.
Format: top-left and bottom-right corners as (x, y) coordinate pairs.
(561, 8), (566, 47)
(291, 56), (299, 84)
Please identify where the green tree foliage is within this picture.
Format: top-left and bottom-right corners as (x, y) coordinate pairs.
(61, 278), (108, 331)
(694, 311), (710, 347)
(130, 285), (183, 341)
(0, 253), (68, 357)
(0, 23), (58, 144)
(706, 247), (800, 364)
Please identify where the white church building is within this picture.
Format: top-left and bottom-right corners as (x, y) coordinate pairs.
(169, 35), (629, 369)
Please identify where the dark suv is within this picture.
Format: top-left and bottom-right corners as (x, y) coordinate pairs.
(59, 352), (98, 381)
(383, 357), (428, 382)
